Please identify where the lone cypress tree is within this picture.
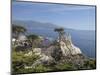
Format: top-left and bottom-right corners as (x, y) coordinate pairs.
(54, 28), (72, 56)
(54, 28), (65, 42)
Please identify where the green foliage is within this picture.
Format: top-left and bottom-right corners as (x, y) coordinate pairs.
(84, 59), (96, 69)
(12, 25), (27, 39)
(12, 49), (96, 74)
(54, 28), (64, 32)
(16, 64), (52, 73)
(12, 25), (26, 34)
(55, 63), (74, 71)
(13, 25), (26, 31)
(27, 34), (40, 48)
(12, 50), (40, 74)
(27, 34), (39, 41)
(33, 64), (49, 72)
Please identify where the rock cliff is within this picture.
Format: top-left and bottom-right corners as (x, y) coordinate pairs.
(24, 32), (86, 69)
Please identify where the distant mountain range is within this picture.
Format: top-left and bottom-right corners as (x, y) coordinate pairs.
(12, 20), (96, 58)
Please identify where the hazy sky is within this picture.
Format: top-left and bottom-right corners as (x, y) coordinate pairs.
(12, 2), (96, 30)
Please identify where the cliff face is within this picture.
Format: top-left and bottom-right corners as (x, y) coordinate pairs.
(59, 35), (82, 56)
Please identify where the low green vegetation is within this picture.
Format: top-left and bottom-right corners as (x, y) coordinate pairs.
(54, 63), (74, 71)
(83, 59), (96, 69)
(12, 49), (40, 74)
(12, 46), (96, 74)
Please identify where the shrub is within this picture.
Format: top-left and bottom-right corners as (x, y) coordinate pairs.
(55, 63), (74, 71)
(12, 50), (40, 74)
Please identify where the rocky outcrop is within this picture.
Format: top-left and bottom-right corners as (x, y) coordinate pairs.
(60, 37), (82, 56)
(24, 33), (85, 69)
